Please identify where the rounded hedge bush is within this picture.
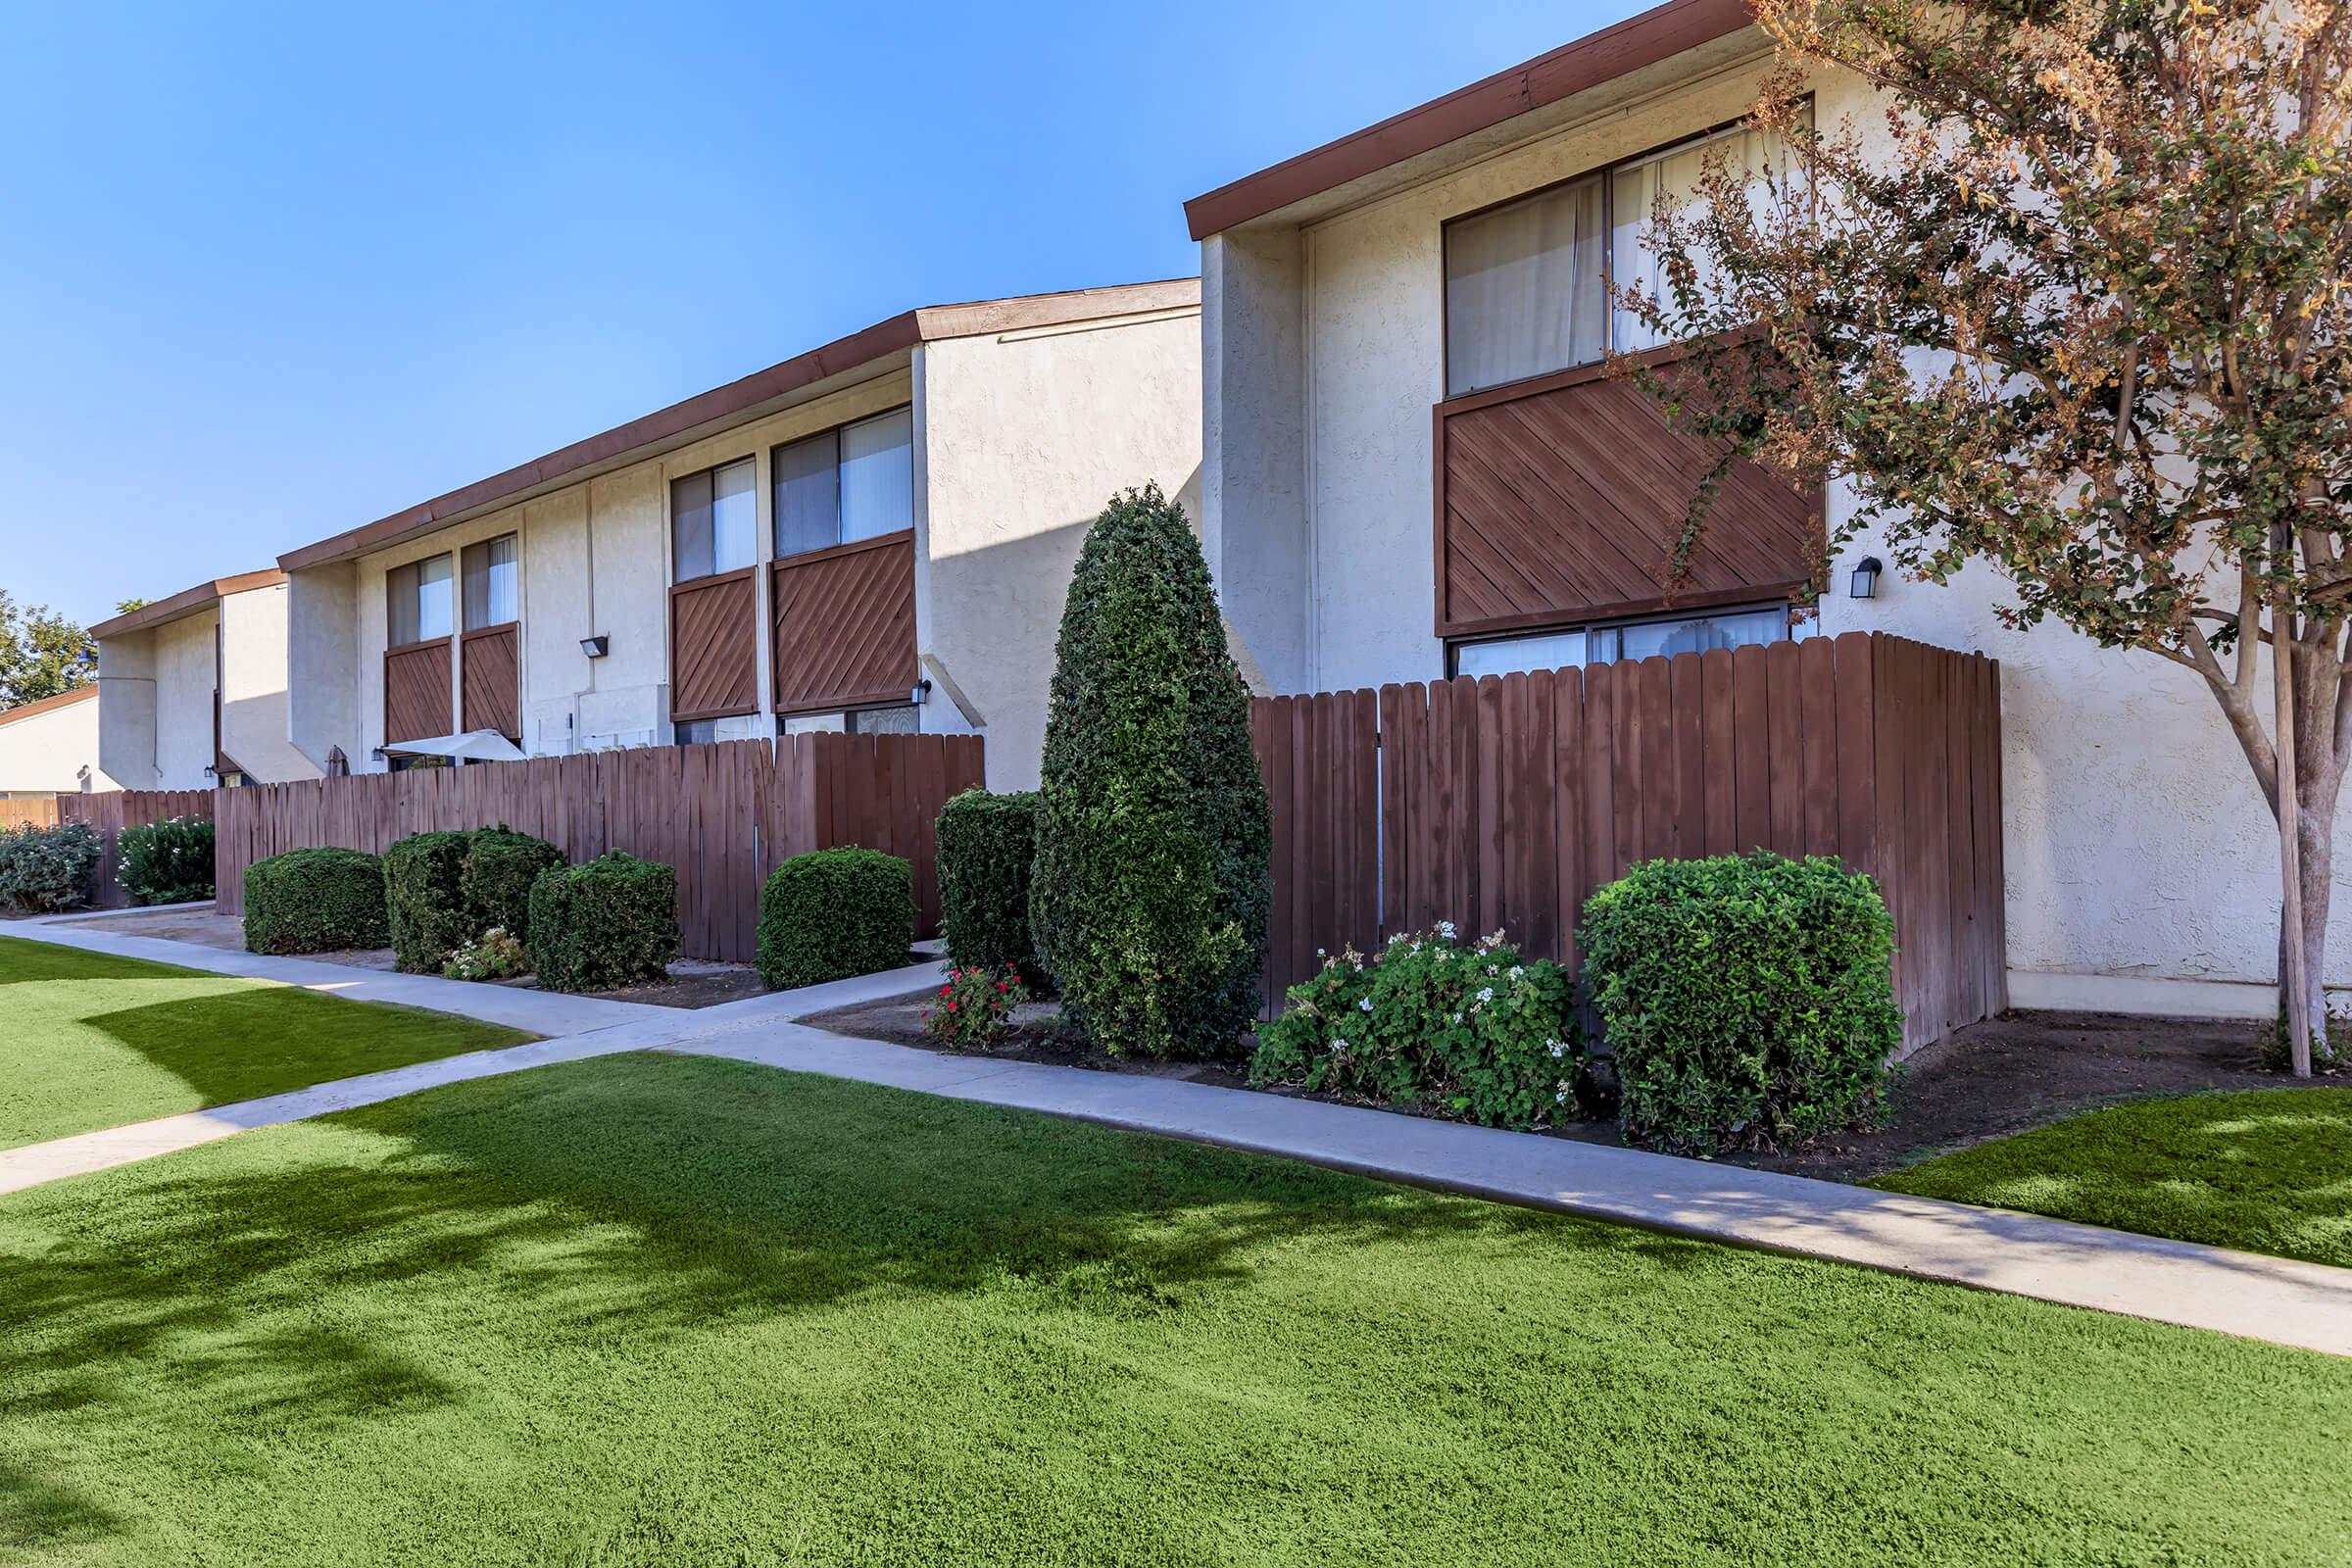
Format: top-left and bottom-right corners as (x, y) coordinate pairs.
(1579, 850), (1903, 1154)
(936, 788), (1040, 982)
(1030, 483), (1270, 1058)
(526, 850), (679, 993)
(118, 814), (216, 906)
(385, 829), (477, 973)
(244, 848), (389, 955)
(462, 826), (564, 944)
(757, 847), (912, 990)
(0, 819), (102, 911)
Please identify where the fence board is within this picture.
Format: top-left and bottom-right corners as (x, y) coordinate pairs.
(1250, 633), (2005, 1054)
(56, 789), (215, 908)
(210, 735), (980, 961)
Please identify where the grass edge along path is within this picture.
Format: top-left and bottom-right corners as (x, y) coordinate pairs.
(1870, 1085), (2352, 1270)
(1, 1051), (2344, 1567)
(0, 934), (533, 1150)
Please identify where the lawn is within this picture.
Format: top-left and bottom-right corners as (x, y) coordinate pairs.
(0, 936), (531, 1149)
(1, 1054), (2344, 1566)
(1872, 1087), (2352, 1268)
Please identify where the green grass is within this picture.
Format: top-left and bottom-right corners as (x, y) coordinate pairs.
(2, 1054), (2345, 1566)
(1871, 1087), (2352, 1269)
(0, 936), (531, 1149)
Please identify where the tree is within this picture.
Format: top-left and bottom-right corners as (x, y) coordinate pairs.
(114, 598), (149, 615)
(1626, 0), (2352, 1073)
(0, 591), (96, 708)
(1030, 483), (1272, 1057)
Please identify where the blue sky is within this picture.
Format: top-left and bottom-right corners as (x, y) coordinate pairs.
(2, 0), (1632, 625)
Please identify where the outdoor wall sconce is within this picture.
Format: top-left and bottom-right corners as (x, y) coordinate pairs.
(910, 677), (933, 706)
(1849, 557), (1884, 600)
(580, 634), (610, 659)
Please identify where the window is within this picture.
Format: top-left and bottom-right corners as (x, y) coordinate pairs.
(1451, 605), (1788, 679)
(673, 717), (724, 747)
(671, 458), (757, 581)
(771, 407), (913, 559)
(779, 704), (918, 737)
(387, 554), (454, 646)
(1442, 107), (1809, 396)
(463, 533), (518, 627)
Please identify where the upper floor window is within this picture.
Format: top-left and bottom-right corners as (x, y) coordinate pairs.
(671, 457), (757, 581)
(773, 407), (913, 559)
(1443, 107), (1809, 397)
(387, 553), (453, 646)
(463, 533), (518, 628)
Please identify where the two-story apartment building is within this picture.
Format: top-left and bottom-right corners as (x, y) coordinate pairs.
(91, 570), (319, 790)
(276, 280), (1200, 791)
(1185, 0), (2342, 1019)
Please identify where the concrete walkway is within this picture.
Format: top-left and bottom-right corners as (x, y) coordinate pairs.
(8, 912), (670, 1036)
(5, 916), (2346, 1355)
(669, 1026), (2352, 1358)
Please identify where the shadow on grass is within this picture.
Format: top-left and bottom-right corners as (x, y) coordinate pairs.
(0, 1051), (1697, 1535)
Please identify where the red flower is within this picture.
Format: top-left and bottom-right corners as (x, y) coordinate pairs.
(946, 1001), (957, 1011)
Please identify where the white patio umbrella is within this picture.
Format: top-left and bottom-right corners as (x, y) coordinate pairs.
(379, 729), (528, 763)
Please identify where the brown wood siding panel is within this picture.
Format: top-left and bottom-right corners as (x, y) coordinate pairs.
(1436, 357), (1820, 638)
(383, 639), (453, 745)
(207, 734), (981, 958)
(669, 568), (759, 722)
(461, 624), (520, 739)
(770, 531), (917, 714)
(1247, 633), (2003, 1054)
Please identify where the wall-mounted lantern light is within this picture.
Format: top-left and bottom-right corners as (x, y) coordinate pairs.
(580, 634), (611, 659)
(1849, 557), (1884, 600)
(909, 677), (933, 707)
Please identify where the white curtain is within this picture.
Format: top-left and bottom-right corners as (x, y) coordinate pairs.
(1445, 173), (1605, 396)
(710, 459), (757, 573)
(839, 408), (913, 542)
(1612, 111), (1806, 353)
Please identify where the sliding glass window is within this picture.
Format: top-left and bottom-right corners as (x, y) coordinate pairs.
(771, 407), (913, 559)
(671, 458), (757, 581)
(386, 554), (453, 645)
(462, 533), (518, 627)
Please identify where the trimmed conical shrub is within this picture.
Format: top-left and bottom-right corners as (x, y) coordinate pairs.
(1029, 483), (1270, 1057)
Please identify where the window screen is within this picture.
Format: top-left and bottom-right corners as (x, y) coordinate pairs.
(772, 429), (840, 558)
(463, 534), (518, 628)
(671, 458), (757, 582)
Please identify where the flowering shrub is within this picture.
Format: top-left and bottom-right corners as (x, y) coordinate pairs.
(1249, 923), (1583, 1130)
(444, 926), (529, 982)
(0, 819), (102, 911)
(924, 963), (1031, 1050)
(117, 814), (215, 905)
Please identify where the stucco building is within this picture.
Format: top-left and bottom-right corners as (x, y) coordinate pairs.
(275, 280), (1200, 792)
(1185, 0), (2330, 1019)
(92, 571), (318, 791)
(0, 686), (115, 799)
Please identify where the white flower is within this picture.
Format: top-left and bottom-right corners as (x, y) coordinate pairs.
(1450, 1012), (1463, 1026)
(1329, 1036), (1348, 1053)
(1476, 987), (1494, 1004)
(1547, 1039), (1567, 1058)
(1507, 966), (1524, 980)
(1357, 997), (1374, 1012)
(1436, 920), (1457, 940)
(1555, 1086), (1571, 1104)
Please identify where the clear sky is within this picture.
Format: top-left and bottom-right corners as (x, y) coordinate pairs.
(1, 0), (1634, 625)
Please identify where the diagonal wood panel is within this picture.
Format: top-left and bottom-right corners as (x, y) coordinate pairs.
(771, 530), (917, 713)
(669, 568), (759, 721)
(383, 639), (453, 744)
(1437, 356), (1820, 637)
(462, 624), (520, 739)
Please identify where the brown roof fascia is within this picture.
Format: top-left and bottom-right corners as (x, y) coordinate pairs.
(0, 684), (97, 726)
(1183, 0), (1757, 239)
(271, 278), (1201, 575)
(90, 569), (287, 641)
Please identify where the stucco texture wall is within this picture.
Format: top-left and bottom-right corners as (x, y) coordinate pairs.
(917, 311), (1204, 791)
(0, 694), (112, 794)
(150, 612), (219, 790)
(219, 585), (319, 782)
(1205, 52), (2352, 1004)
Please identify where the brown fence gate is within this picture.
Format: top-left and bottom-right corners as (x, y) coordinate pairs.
(1250, 631), (2004, 1053)
(214, 733), (983, 962)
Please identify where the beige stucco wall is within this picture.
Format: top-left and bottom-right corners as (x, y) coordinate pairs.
(219, 584), (320, 782)
(0, 693), (114, 794)
(915, 306), (1204, 790)
(101, 587), (316, 788)
(1200, 49), (2352, 1013)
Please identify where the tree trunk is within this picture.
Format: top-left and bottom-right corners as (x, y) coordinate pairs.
(2275, 613), (2312, 1076)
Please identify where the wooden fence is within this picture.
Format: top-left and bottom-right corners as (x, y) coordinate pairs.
(1, 797), (62, 830)
(1250, 631), (2004, 1053)
(57, 790), (217, 908)
(213, 733), (985, 961)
